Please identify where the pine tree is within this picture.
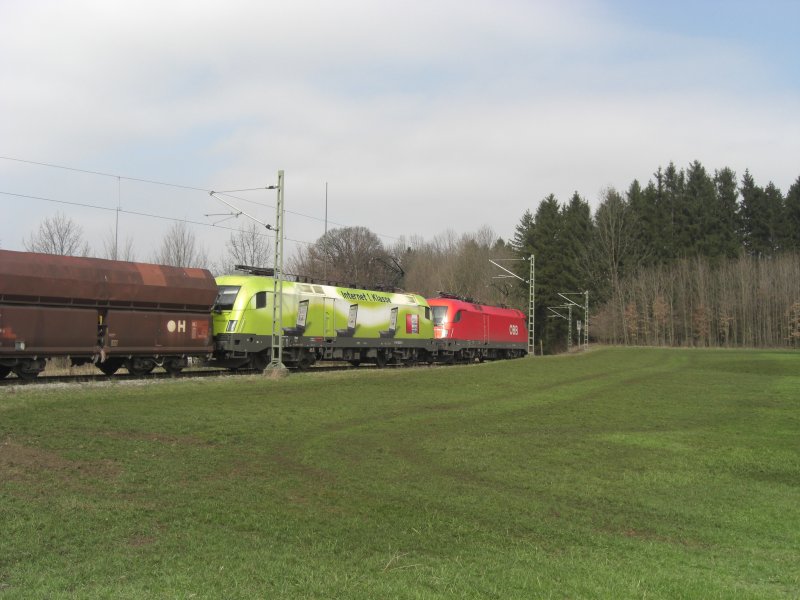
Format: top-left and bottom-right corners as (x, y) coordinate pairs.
(531, 194), (565, 302)
(685, 160), (716, 256)
(764, 182), (787, 253)
(511, 209), (535, 254)
(627, 179), (657, 265)
(740, 170), (764, 255)
(740, 171), (783, 256)
(560, 192), (593, 292)
(784, 176), (800, 251)
(512, 195), (573, 352)
(663, 162), (686, 258)
(712, 167), (741, 258)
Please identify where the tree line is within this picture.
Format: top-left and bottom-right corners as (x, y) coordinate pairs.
(511, 161), (800, 351)
(19, 213), (271, 274)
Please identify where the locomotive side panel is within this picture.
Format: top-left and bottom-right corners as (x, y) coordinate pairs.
(211, 275), (436, 369)
(484, 307), (527, 345)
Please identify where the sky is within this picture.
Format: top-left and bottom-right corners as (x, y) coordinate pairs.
(1, 0), (799, 264)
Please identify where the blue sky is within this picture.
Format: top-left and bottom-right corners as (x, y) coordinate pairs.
(1, 0), (798, 264)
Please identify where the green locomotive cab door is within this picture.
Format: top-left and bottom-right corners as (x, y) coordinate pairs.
(322, 297), (336, 339)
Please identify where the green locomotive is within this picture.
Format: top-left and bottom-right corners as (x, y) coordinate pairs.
(212, 271), (436, 370)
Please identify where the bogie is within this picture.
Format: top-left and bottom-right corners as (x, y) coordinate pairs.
(97, 359), (124, 376)
(13, 358), (46, 380)
(163, 357), (187, 376)
(125, 357), (156, 377)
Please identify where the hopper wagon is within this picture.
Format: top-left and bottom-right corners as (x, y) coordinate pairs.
(0, 249), (217, 378)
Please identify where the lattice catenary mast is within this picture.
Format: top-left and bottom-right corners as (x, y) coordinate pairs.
(488, 255), (535, 356)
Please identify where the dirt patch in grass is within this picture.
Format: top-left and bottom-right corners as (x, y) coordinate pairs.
(98, 431), (216, 447)
(0, 437), (121, 483)
(127, 535), (157, 547)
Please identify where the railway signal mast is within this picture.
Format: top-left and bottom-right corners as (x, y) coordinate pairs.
(547, 303), (573, 350)
(209, 170), (287, 372)
(548, 291), (589, 351)
(488, 255), (535, 356)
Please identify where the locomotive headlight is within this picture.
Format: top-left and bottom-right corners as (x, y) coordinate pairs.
(225, 320), (238, 333)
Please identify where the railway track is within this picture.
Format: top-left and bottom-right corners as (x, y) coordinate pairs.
(0, 362), (418, 387)
(0, 368), (224, 387)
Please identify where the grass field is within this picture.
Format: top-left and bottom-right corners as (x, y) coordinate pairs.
(1, 347), (799, 599)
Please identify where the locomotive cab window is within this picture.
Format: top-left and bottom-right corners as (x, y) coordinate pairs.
(453, 310), (463, 323)
(214, 286), (241, 311)
(254, 291), (267, 309)
(432, 306), (448, 325)
(424, 307), (431, 321)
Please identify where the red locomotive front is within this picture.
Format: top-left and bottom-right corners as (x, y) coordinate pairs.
(427, 294), (527, 361)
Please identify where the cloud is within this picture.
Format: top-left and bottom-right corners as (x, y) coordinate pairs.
(1, 0), (798, 257)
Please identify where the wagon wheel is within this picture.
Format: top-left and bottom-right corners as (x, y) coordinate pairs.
(13, 365), (42, 380)
(374, 352), (387, 369)
(163, 359), (184, 376)
(0, 365), (11, 379)
(348, 360), (361, 368)
(296, 356), (314, 372)
(13, 368), (40, 380)
(13, 359), (45, 380)
(97, 359), (123, 376)
(125, 358), (155, 377)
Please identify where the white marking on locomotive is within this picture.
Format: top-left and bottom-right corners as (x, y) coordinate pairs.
(509, 324), (520, 336)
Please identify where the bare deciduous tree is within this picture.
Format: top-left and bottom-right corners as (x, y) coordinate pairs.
(289, 226), (393, 287)
(400, 227), (517, 306)
(100, 228), (136, 261)
(593, 252), (800, 348)
(153, 221), (208, 268)
(223, 223), (272, 272)
(24, 212), (90, 256)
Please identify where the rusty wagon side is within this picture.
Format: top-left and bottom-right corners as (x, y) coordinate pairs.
(0, 249), (217, 379)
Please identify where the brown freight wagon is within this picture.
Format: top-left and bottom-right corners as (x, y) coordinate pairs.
(0, 249), (217, 379)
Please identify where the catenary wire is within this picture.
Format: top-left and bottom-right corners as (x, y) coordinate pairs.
(0, 155), (402, 242)
(0, 190), (314, 248)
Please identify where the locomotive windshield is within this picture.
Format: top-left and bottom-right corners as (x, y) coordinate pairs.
(432, 306), (448, 325)
(214, 285), (241, 311)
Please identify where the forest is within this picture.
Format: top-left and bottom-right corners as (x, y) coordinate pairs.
(509, 161), (800, 351)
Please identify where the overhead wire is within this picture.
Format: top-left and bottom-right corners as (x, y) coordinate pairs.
(0, 190), (316, 248)
(0, 155), (403, 245)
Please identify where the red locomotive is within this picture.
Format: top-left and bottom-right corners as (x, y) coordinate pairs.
(427, 293), (527, 362)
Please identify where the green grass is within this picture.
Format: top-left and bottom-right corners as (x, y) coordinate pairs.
(1, 347), (799, 599)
